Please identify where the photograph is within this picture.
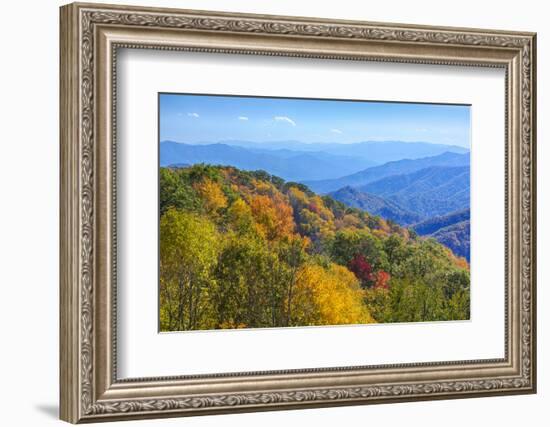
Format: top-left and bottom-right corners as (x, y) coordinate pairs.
(56, 3), (536, 422)
(158, 93), (472, 332)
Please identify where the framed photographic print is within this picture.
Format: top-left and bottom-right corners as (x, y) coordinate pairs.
(60, 2), (537, 423)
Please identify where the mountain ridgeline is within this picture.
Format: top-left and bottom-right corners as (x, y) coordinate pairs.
(160, 140), (468, 182)
(325, 162), (471, 259)
(159, 164), (470, 331)
(412, 209), (471, 261)
(329, 186), (423, 225)
(413, 209), (470, 236)
(358, 165), (470, 218)
(160, 140), (470, 260)
(203, 139), (468, 164)
(304, 151), (470, 194)
(160, 141), (377, 182)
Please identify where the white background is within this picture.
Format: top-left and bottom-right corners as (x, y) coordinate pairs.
(0, 0), (546, 426)
(118, 50), (504, 377)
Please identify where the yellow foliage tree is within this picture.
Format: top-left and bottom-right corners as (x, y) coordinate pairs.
(194, 178), (227, 213)
(291, 263), (375, 326)
(377, 218), (391, 234)
(287, 186), (308, 205)
(339, 213), (361, 229)
(252, 179), (275, 196)
(159, 208), (220, 331)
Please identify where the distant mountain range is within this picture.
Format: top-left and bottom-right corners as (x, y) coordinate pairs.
(329, 164), (470, 222)
(205, 139), (469, 164)
(160, 140), (471, 259)
(160, 141), (376, 182)
(359, 165), (470, 217)
(413, 209), (470, 236)
(324, 156), (471, 259)
(161, 141), (471, 219)
(430, 221), (470, 261)
(304, 151), (470, 194)
(412, 209), (470, 261)
(329, 186), (423, 225)
(329, 184), (470, 259)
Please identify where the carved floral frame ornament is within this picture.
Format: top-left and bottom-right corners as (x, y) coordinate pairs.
(60, 2), (537, 423)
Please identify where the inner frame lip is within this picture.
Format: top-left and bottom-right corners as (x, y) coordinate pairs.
(109, 42), (510, 385)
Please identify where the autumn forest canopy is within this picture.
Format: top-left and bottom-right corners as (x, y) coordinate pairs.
(159, 164), (470, 332)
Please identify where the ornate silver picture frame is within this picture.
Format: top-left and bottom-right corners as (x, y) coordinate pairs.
(60, 2), (536, 423)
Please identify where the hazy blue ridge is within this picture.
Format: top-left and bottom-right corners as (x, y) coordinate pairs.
(329, 186), (424, 225)
(412, 208), (470, 236)
(408, 209), (470, 260)
(304, 151), (470, 194)
(160, 141), (376, 182)
(359, 165), (470, 217)
(430, 220), (470, 261)
(244, 146), (376, 168)
(212, 139), (468, 164)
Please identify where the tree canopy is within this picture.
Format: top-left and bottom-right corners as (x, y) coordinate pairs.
(159, 165), (470, 331)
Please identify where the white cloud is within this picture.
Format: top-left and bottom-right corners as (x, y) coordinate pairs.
(187, 112), (200, 118)
(330, 128), (343, 134)
(238, 116), (249, 121)
(274, 116), (296, 126)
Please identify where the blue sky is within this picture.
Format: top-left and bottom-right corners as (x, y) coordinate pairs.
(159, 93), (471, 148)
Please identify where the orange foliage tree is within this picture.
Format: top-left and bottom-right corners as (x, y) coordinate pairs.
(249, 194), (294, 241)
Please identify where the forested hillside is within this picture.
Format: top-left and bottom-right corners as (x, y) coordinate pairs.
(431, 221), (470, 261)
(359, 165), (470, 217)
(159, 164), (470, 332)
(413, 209), (470, 235)
(413, 209), (471, 261)
(330, 186), (423, 225)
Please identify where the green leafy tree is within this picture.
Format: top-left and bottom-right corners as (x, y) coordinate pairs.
(159, 168), (201, 215)
(159, 208), (220, 331)
(213, 233), (282, 328)
(329, 229), (388, 271)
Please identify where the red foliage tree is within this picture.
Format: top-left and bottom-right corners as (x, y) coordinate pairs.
(348, 253), (373, 287)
